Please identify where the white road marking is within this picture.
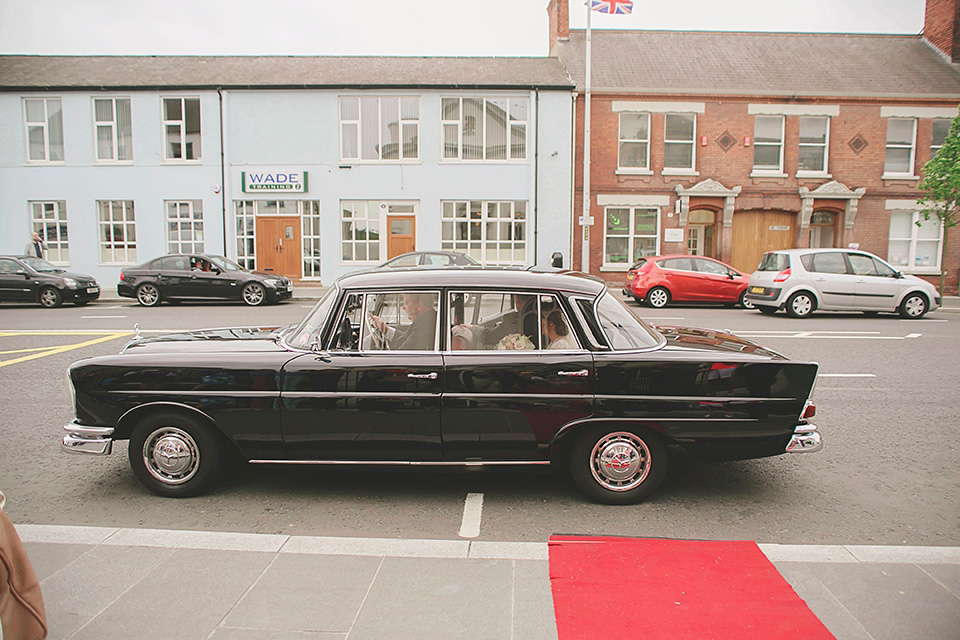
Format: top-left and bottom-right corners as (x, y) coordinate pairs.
(82, 315), (127, 319)
(459, 492), (484, 539)
(819, 374), (876, 378)
(905, 333), (922, 339)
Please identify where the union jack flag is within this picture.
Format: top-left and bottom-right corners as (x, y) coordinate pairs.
(590, 0), (634, 14)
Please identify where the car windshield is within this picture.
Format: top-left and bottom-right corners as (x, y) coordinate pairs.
(207, 255), (245, 272)
(20, 257), (60, 273)
(286, 286), (339, 349)
(595, 293), (663, 350)
(756, 252), (790, 272)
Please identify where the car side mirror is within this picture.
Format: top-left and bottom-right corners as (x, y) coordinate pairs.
(895, 271), (904, 279)
(211, 266), (222, 274)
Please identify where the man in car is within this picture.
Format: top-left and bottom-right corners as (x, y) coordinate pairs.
(369, 292), (437, 350)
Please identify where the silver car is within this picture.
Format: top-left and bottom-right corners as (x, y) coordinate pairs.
(745, 248), (941, 318)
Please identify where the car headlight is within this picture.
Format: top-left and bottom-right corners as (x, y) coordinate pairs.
(63, 278), (79, 289)
(263, 279), (279, 288)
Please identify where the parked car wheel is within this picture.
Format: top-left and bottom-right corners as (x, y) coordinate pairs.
(739, 290), (755, 309)
(136, 283), (161, 307)
(898, 292), (929, 319)
(39, 287), (62, 308)
(785, 291), (816, 318)
(128, 411), (226, 498)
(242, 282), (266, 306)
(569, 426), (667, 505)
(646, 287), (670, 309)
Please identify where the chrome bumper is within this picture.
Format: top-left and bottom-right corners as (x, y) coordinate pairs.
(62, 422), (114, 456)
(785, 423), (822, 453)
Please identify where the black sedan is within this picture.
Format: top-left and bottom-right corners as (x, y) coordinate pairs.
(378, 251), (479, 268)
(0, 255), (100, 308)
(117, 254), (293, 306)
(63, 267), (822, 504)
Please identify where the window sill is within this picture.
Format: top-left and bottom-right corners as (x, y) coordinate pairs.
(94, 161), (135, 166)
(662, 169), (699, 176)
(600, 265), (631, 272)
(796, 171), (832, 179)
(339, 160), (422, 165)
(439, 159), (529, 164)
(750, 171), (787, 178)
(897, 266), (941, 275)
(162, 160), (203, 165)
(881, 174), (920, 181)
(616, 169), (653, 176)
(25, 161), (66, 166)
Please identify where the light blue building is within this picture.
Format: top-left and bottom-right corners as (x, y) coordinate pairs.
(0, 56), (575, 285)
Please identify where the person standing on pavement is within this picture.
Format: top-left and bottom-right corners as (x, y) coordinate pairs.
(23, 233), (47, 259)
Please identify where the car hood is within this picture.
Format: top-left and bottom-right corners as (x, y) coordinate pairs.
(121, 325), (293, 354)
(654, 325), (787, 360)
(36, 270), (97, 282)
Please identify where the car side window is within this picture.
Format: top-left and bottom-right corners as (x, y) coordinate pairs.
(158, 257), (187, 271)
(424, 254), (448, 266)
(804, 252), (848, 274)
(362, 291), (439, 351)
(390, 255), (419, 267)
(694, 259), (728, 275)
(847, 254), (879, 276)
(661, 258), (693, 271)
(0, 259), (19, 274)
(448, 291), (549, 350)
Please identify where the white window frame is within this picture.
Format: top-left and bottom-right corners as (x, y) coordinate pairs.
(617, 112), (651, 174)
(234, 201), (256, 270)
(93, 97), (133, 162)
(441, 200), (527, 265)
(663, 112), (696, 173)
(339, 96), (420, 162)
(602, 207), (661, 270)
(23, 97), (64, 163)
(883, 117), (917, 179)
(30, 201), (69, 264)
(162, 96), (202, 162)
(931, 118), (951, 159)
(752, 115), (785, 175)
(302, 200), (322, 280)
(165, 200), (204, 254)
(97, 200), (137, 264)
(440, 96), (528, 162)
(797, 116), (830, 177)
(887, 208), (943, 274)
(340, 200), (383, 264)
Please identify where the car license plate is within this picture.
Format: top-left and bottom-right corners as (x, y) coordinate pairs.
(626, 273), (634, 280)
(750, 286), (764, 294)
(87, 287), (99, 294)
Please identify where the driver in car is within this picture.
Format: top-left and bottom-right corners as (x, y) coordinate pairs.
(369, 292), (437, 350)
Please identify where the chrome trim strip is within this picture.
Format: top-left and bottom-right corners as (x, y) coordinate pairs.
(248, 459), (551, 467)
(110, 390), (281, 397)
(282, 392), (441, 399)
(443, 393), (593, 400)
(595, 394), (796, 402)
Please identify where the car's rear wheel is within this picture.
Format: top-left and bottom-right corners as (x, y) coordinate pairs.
(757, 306), (778, 315)
(136, 283), (161, 307)
(39, 287), (62, 308)
(569, 426), (667, 505)
(242, 282), (266, 306)
(785, 291), (816, 318)
(739, 291), (755, 309)
(128, 411), (226, 497)
(898, 292), (929, 319)
(646, 287), (670, 308)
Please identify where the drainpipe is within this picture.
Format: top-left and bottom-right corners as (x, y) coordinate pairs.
(218, 87), (227, 256)
(533, 89), (540, 266)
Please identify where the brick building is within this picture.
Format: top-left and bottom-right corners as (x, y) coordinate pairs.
(548, 0), (960, 294)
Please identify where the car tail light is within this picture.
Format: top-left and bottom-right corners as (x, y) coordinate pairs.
(802, 401), (816, 419)
(773, 268), (791, 283)
(119, 272), (125, 281)
(638, 262), (653, 275)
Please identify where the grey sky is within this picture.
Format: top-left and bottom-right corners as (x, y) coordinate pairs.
(0, 0), (927, 57)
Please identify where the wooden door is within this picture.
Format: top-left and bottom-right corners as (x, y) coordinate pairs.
(731, 211), (795, 274)
(256, 216), (301, 278)
(387, 216), (416, 259)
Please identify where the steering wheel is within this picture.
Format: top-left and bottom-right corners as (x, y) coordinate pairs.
(365, 313), (389, 350)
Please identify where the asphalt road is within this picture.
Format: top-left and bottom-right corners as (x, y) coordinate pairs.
(1, 297), (958, 547)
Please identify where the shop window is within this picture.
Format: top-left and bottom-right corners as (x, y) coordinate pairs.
(97, 200), (136, 264)
(30, 201), (69, 263)
(441, 200), (526, 265)
(603, 207), (659, 268)
(888, 209), (942, 271)
(341, 200), (382, 263)
(166, 201), (204, 254)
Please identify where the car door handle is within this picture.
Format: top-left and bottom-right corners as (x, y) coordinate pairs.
(407, 372), (438, 380)
(558, 369), (589, 377)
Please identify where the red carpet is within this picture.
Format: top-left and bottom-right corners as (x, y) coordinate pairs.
(548, 535), (834, 639)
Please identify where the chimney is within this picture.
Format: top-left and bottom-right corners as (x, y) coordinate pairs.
(547, 0), (570, 54)
(924, 0), (960, 62)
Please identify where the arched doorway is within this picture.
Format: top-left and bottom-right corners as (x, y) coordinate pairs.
(731, 210), (795, 273)
(687, 209), (717, 257)
(808, 210), (838, 248)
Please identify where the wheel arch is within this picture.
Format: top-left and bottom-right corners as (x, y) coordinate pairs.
(897, 287), (930, 306)
(549, 417), (671, 464)
(115, 402), (241, 457)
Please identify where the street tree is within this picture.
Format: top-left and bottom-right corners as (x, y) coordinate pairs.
(918, 111), (960, 295)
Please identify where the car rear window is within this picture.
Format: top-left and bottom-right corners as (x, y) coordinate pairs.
(629, 259), (647, 270)
(756, 252), (790, 271)
(800, 252), (847, 274)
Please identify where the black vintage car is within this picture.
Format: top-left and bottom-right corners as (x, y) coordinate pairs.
(0, 255), (100, 307)
(63, 267), (822, 504)
(117, 254), (293, 306)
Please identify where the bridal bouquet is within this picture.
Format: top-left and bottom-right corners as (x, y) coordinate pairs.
(497, 333), (535, 350)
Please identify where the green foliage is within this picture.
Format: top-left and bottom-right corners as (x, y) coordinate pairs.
(918, 111), (960, 229)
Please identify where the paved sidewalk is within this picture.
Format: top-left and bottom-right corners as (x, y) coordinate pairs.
(14, 524), (960, 640)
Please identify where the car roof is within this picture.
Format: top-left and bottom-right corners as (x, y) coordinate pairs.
(764, 248), (871, 255)
(336, 266), (607, 296)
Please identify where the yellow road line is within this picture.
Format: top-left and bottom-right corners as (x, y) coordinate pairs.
(0, 346), (66, 355)
(0, 332), (132, 368)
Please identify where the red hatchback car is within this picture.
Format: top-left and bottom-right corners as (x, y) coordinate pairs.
(623, 255), (753, 309)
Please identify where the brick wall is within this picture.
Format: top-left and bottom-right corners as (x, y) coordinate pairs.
(925, 0), (960, 62)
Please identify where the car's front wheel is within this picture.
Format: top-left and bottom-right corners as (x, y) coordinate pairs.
(569, 426), (667, 505)
(128, 411), (226, 497)
(136, 283), (161, 307)
(899, 292), (929, 319)
(242, 282), (266, 306)
(39, 287), (62, 308)
(646, 287), (670, 308)
(785, 291), (816, 318)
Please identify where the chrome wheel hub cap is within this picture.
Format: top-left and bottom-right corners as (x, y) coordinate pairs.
(590, 432), (650, 492)
(143, 427), (199, 485)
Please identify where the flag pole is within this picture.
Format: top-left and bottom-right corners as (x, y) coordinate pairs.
(581, 2), (592, 274)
